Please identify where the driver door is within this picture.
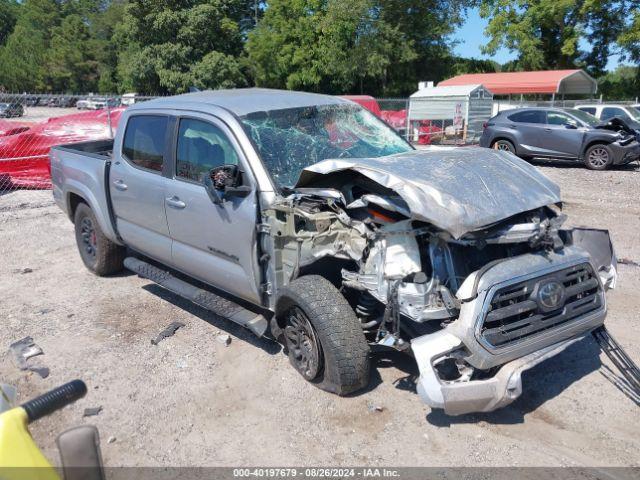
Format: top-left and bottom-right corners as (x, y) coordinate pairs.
(165, 115), (262, 304)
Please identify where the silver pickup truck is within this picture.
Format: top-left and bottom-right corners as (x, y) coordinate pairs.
(50, 88), (618, 415)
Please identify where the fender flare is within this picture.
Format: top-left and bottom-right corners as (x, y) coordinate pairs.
(64, 180), (123, 245)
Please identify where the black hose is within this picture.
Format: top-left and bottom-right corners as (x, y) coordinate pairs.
(21, 380), (87, 423)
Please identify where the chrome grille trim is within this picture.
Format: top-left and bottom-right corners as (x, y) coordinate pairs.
(478, 262), (603, 350)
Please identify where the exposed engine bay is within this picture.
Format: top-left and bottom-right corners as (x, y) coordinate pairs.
(595, 116), (640, 139)
(261, 148), (617, 414)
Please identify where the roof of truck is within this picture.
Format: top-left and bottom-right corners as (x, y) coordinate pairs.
(129, 88), (348, 116)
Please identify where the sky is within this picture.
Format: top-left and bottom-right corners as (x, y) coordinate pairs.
(453, 7), (623, 71)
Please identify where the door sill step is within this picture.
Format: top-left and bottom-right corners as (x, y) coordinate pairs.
(124, 257), (268, 337)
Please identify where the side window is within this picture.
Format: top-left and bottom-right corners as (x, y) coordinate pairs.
(507, 110), (546, 124)
(601, 107), (627, 120)
(122, 115), (168, 173)
(579, 107), (596, 115)
(176, 118), (239, 182)
(547, 112), (577, 126)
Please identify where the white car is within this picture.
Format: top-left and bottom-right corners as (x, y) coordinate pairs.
(575, 104), (640, 124)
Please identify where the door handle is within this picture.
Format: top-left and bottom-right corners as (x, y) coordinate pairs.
(166, 196), (186, 209)
(544, 128), (552, 131)
(113, 179), (127, 191)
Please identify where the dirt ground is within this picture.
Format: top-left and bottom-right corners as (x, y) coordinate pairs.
(1, 160), (639, 467)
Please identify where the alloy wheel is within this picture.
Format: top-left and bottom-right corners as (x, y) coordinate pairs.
(495, 141), (513, 152)
(588, 147), (610, 168)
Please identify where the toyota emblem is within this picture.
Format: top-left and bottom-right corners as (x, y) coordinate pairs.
(538, 280), (566, 310)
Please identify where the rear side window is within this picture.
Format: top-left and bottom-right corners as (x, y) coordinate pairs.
(579, 107), (596, 115)
(601, 107), (627, 121)
(122, 115), (168, 173)
(507, 110), (546, 124)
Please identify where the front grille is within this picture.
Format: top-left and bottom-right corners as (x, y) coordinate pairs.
(480, 263), (602, 349)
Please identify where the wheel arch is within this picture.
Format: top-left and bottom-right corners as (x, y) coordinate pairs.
(581, 139), (612, 160)
(273, 259), (358, 329)
(63, 182), (122, 245)
(67, 192), (86, 221)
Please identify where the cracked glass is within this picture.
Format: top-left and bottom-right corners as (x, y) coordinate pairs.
(240, 104), (412, 188)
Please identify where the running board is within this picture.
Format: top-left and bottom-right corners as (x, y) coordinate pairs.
(124, 257), (269, 337)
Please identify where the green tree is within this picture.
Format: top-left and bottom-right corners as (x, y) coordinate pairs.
(598, 65), (640, 100)
(246, 0), (469, 96)
(0, 0), (18, 46)
(47, 14), (100, 92)
(114, 0), (248, 94)
(0, 0), (60, 91)
(618, 8), (640, 64)
(476, 0), (634, 75)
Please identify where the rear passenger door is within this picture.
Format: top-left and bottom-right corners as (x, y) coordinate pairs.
(164, 115), (262, 304)
(110, 114), (173, 263)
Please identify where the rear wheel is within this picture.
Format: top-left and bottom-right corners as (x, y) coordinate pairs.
(584, 144), (613, 170)
(492, 139), (516, 154)
(276, 275), (370, 395)
(74, 203), (125, 276)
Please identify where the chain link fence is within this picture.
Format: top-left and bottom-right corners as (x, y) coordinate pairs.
(2, 91), (637, 194)
(0, 93), (160, 192)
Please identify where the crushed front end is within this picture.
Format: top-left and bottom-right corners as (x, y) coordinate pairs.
(264, 149), (618, 415)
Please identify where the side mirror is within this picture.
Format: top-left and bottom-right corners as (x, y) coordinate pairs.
(564, 123), (578, 129)
(204, 165), (251, 205)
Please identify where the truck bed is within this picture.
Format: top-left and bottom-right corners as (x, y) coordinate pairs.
(49, 138), (121, 244)
(52, 139), (114, 159)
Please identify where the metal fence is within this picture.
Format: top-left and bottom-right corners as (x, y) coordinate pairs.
(1, 91), (638, 193)
(0, 93), (143, 192)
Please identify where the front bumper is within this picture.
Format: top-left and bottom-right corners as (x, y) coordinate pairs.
(610, 140), (640, 165)
(412, 331), (586, 415)
(410, 245), (611, 415)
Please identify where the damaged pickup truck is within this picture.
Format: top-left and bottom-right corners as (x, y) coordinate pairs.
(50, 88), (618, 415)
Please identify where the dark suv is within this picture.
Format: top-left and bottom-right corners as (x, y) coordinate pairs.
(480, 107), (640, 170)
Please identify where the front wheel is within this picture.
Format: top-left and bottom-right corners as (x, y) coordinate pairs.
(74, 203), (125, 276)
(584, 144), (613, 170)
(276, 275), (370, 396)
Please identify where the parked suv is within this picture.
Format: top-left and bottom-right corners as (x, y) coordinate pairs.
(575, 104), (640, 125)
(480, 107), (640, 170)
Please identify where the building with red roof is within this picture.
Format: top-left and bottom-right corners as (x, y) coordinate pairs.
(439, 69), (597, 97)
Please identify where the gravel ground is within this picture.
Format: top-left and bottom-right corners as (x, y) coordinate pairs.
(0, 161), (639, 467)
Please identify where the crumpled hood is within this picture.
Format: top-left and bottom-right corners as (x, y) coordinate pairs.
(296, 147), (561, 239)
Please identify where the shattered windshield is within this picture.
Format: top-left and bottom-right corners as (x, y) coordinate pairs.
(240, 104), (413, 188)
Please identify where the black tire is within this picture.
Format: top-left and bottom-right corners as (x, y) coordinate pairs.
(584, 144), (613, 170)
(74, 202), (125, 276)
(276, 275), (370, 396)
(492, 139), (516, 154)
